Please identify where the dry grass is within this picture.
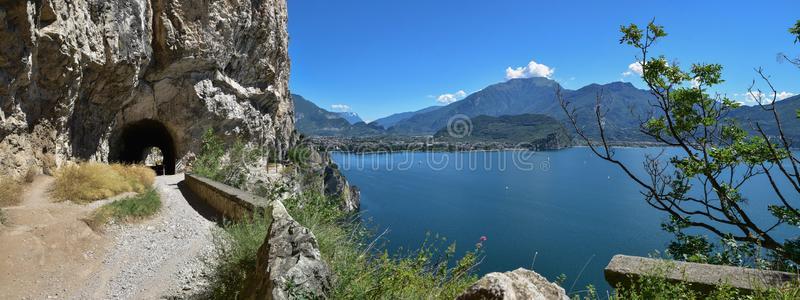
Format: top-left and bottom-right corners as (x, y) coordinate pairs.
(53, 163), (156, 203)
(24, 166), (39, 183)
(0, 176), (24, 207)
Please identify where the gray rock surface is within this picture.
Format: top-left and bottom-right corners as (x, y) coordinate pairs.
(243, 200), (332, 299)
(458, 268), (570, 300)
(323, 164), (360, 212)
(0, 0), (294, 178)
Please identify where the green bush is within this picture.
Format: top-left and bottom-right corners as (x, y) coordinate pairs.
(192, 129), (264, 188)
(86, 188), (161, 230)
(207, 211), (271, 299)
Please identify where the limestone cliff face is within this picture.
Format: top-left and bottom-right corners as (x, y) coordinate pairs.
(0, 0), (294, 177)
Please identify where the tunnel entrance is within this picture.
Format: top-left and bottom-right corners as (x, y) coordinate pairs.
(113, 119), (176, 175)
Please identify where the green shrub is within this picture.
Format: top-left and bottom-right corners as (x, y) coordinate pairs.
(86, 188), (161, 230)
(192, 129), (263, 188)
(287, 145), (311, 168)
(207, 211), (271, 299)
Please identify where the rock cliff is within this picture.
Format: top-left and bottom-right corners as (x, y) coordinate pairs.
(0, 0), (294, 177)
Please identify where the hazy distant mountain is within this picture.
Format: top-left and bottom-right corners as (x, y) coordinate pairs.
(389, 77), (654, 141)
(434, 114), (572, 149)
(292, 94), (383, 137)
(729, 95), (800, 144)
(371, 106), (442, 129)
(337, 112), (364, 124)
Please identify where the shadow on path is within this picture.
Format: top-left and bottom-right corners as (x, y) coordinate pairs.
(174, 180), (227, 226)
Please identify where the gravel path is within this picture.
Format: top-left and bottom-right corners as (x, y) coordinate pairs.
(73, 174), (221, 299)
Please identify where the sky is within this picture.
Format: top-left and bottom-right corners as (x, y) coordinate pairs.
(287, 0), (799, 122)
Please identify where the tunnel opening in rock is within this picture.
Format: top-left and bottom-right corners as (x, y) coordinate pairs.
(113, 119), (176, 175)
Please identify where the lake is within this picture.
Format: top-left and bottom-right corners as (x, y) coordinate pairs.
(331, 147), (798, 294)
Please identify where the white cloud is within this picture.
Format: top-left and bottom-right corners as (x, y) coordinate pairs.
(330, 104), (351, 112)
(505, 59), (555, 79)
(735, 91), (796, 106)
(622, 61), (643, 77)
(690, 77), (701, 88)
(436, 90), (467, 104)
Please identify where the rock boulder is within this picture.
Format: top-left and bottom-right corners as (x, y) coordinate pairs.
(242, 200), (332, 299)
(458, 268), (570, 300)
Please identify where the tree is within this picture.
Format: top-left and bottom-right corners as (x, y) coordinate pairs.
(559, 20), (800, 269)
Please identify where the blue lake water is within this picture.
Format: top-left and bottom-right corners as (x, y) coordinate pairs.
(331, 147), (798, 294)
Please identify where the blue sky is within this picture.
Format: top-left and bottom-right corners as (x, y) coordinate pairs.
(287, 0), (799, 122)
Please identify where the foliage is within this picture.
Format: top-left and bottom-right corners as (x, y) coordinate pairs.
(86, 188), (161, 230)
(286, 145), (312, 168)
(560, 19), (800, 270)
(0, 209), (6, 225)
(192, 129), (264, 188)
(53, 163), (155, 203)
(206, 211), (271, 299)
(0, 176), (23, 207)
(791, 20), (800, 44)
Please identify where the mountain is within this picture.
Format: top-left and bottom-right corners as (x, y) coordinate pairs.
(729, 95), (800, 144)
(433, 114), (572, 150)
(371, 106), (442, 129)
(292, 94), (383, 137)
(389, 77), (654, 141)
(337, 112), (364, 124)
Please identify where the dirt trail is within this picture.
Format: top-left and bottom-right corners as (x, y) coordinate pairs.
(0, 174), (220, 299)
(0, 176), (109, 299)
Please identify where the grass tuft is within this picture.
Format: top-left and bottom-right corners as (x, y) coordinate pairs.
(53, 163), (155, 203)
(207, 212), (271, 299)
(0, 176), (24, 207)
(85, 188), (161, 230)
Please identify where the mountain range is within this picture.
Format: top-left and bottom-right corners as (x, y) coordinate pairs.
(336, 112), (364, 124)
(293, 77), (800, 144)
(292, 94), (383, 137)
(371, 106), (442, 129)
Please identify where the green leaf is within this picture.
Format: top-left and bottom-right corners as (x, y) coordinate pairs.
(790, 20), (800, 43)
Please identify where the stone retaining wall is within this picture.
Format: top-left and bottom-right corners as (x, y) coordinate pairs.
(605, 255), (797, 294)
(184, 174), (270, 220)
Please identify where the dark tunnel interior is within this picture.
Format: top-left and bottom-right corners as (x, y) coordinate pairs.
(114, 119), (176, 175)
